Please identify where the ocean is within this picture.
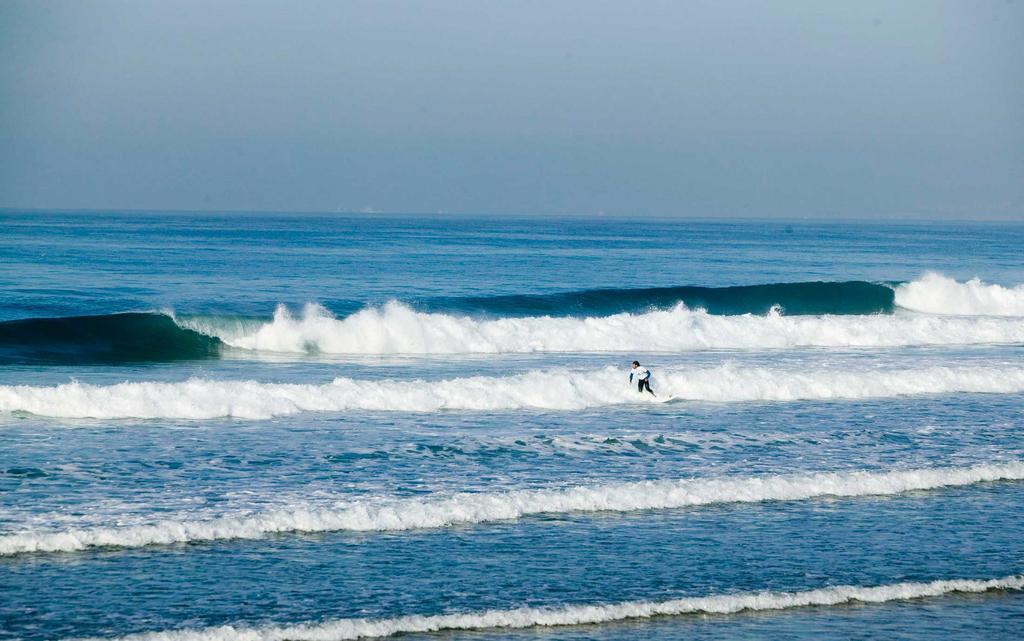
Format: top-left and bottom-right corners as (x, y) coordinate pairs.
(1, 211), (1023, 640)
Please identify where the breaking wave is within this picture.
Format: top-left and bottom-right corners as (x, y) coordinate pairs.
(2, 364), (1022, 420)
(189, 301), (1024, 355)
(4, 462), (1022, 554)
(4, 275), (1022, 363)
(894, 272), (1024, 316)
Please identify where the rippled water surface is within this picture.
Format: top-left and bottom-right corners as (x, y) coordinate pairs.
(1, 212), (1023, 640)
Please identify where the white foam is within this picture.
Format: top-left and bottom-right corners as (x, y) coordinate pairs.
(6, 461), (1022, 554)
(895, 273), (1024, 316)
(71, 574), (1024, 641)
(3, 364), (1023, 420)
(178, 301), (1024, 355)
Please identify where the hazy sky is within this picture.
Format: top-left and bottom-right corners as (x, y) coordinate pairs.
(1, 1), (1022, 218)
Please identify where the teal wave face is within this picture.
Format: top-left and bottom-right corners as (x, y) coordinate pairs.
(429, 281), (896, 317)
(0, 312), (222, 365)
(0, 281), (896, 365)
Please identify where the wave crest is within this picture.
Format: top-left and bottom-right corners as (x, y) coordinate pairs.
(3, 275), (1021, 363)
(430, 280), (895, 316)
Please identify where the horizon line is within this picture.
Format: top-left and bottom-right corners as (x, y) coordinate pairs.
(2, 206), (1022, 224)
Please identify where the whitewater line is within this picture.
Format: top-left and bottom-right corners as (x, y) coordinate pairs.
(4, 462), (1022, 555)
(3, 364), (1024, 419)
(71, 574), (1024, 641)
(176, 299), (1024, 356)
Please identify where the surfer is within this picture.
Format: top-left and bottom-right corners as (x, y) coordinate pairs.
(629, 360), (656, 396)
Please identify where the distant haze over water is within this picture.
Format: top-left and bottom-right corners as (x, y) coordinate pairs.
(1, 1), (1022, 218)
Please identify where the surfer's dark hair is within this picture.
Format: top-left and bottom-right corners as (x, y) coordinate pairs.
(632, 361), (640, 366)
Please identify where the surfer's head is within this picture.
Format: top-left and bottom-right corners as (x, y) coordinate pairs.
(632, 361), (640, 368)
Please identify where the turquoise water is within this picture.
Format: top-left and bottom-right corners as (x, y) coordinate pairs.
(1, 211), (1023, 640)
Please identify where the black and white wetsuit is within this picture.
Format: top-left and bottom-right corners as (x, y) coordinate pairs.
(629, 366), (655, 395)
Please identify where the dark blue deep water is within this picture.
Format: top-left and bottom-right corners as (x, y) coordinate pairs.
(1, 211), (1023, 640)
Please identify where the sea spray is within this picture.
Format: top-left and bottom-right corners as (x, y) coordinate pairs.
(894, 273), (1024, 316)
(197, 301), (1024, 355)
